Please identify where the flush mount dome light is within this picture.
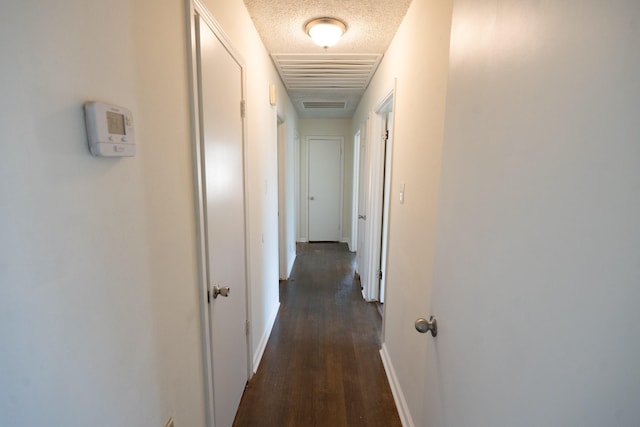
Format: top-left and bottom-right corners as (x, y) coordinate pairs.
(305, 18), (347, 48)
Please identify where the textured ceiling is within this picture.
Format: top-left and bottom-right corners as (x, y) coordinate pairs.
(243, 0), (412, 118)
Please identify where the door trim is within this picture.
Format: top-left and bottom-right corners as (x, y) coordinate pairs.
(305, 136), (345, 242)
(186, 2), (252, 425)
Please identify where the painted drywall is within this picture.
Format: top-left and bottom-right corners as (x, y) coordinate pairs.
(298, 118), (354, 245)
(0, 0), (296, 425)
(0, 0), (205, 425)
(426, 1), (640, 426)
(352, 0), (453, 425)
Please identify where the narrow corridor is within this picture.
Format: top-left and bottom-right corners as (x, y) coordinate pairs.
(233, 243), (401, 426)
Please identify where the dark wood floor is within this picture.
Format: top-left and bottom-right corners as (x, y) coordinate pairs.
(233, 243), (401, 427)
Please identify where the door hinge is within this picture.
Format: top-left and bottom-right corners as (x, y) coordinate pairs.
(207, 288), (211, 304)
(245, 320), (250, 336)
(384, 130), (389, 141)
(240, 100), (246, 118)
(378, 270), (383, 281)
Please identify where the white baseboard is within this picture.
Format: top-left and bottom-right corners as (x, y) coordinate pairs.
(252, 302), (280, 373)
(346, 239), (355, 252)
(361, 278), (375, 302)
(297, 238), (308, 243)
(380, 343), (414, 427)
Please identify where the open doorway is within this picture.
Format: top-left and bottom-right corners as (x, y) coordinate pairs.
(277, 116), (297, 280)
(359, 89), (394, 311)
(378, 109), (393, 305)
(277, 116), (287, 279)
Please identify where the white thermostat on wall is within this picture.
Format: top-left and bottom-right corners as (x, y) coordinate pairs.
(84, 101), (135, 157)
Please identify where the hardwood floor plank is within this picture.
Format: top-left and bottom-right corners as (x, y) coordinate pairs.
(233, 243), (401, 427)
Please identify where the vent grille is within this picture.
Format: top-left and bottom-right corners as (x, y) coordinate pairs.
(272, 54), (383, 90)
(302, 101), (347, 109)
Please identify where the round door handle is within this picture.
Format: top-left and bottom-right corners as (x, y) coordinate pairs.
(309, 196), (315, 201)
(415, 316), (437, 337)
(358, 214), (366, 220)
(212, 285), (230, 299)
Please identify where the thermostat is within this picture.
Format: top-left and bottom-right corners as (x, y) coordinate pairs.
(84, 101), (135, 157)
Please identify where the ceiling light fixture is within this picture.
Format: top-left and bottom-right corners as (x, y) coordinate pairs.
(305, 18), (347, 48)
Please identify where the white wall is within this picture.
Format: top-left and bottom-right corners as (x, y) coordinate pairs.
(0, 0), (295, 425)
(427, 1), (640, 425)
(298, 118), (354, 245)
(0, 1), (204, 425)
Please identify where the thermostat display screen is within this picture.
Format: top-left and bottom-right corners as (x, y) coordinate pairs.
(106, 111), (126, 135)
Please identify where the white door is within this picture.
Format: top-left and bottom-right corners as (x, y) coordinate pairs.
(308, 138), (343, 241)
(419, 3), (640, 426)
(356, 130), (368, 281)
(197, 15), (248, 427)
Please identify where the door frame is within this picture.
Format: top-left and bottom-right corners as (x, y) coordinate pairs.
(186, 1), (253, 425)
(363, 86), (396, 303)
(378, 110), (394, 305)
(305, 136), (345, 242)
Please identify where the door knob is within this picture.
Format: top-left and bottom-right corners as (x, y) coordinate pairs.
(309, 196), (315, 200)
(212, 285), (230, 299)
(415, 316), (437, 337)
(358, 214), (366, 220)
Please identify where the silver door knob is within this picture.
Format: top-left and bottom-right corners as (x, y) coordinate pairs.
(415, 316), (437, 337)
(212, 285), (230, 299)
(309, 196), (315, 200)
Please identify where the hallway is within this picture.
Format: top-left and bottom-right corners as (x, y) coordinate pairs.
(233, 243), (401, 426)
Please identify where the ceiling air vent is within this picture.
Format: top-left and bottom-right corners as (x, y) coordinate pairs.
(272, 54), (383, 90)
(303, 101), (347, 109)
